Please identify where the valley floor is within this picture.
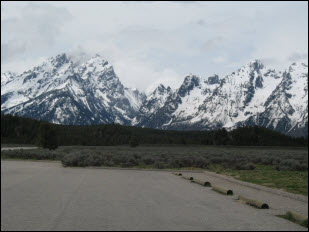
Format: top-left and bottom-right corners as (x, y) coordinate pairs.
(1, 160), (307, 231)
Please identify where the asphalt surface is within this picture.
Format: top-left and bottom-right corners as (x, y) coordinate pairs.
(1, 160), (307, 231)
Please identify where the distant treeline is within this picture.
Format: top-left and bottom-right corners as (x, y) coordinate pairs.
(1, 114), (308, 147)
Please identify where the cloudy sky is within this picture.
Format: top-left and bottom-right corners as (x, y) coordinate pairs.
(1, 1), (308, 92)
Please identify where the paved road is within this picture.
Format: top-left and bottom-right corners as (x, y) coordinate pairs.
(1, 160), (307, 231)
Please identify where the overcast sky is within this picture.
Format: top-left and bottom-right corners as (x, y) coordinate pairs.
(1, 1), (308, 93)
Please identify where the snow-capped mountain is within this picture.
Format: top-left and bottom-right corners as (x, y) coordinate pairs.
(237, 62), (308, 137)
(1, 71), (16, 86)
(132, 84), (173, 126)
(133, 61), (308, 137)
(1, 53), (146, 125)
(1, 53), (308, 137)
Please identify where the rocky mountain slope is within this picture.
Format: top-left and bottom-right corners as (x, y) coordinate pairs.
(1, 53), (146, 125)
(1, 54), (308, 137)
(133, 61), (308, 137)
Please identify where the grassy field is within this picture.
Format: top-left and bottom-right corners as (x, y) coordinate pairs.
(278, 212), (308, 228)
(209, 164), (308, 195)
(1, 144), (36, 148)
(1, 145), (308, 195)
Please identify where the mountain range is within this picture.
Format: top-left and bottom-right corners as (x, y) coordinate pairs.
(1, 53), (308, 137)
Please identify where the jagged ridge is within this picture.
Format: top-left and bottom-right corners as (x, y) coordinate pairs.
(1, 54), (308, 137)
(1, 53), (146, 125)
(134, 61), (308, 137)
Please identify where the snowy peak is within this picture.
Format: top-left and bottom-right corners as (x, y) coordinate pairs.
(248, 59), (264, 71)
(152, 84), (172, 97)
(134, 60), (307, 136)
(132, 84), (173, 126)
(178, 74), (202, 97)
(1, 53), (146, 125)
(124, 88), (146, 111)
(1, 71), (16, 86)
(83, 54), (109, 69)
(228, 60), (265, 83)
(182, 74), (201, 87)
(289, 62), (308, 73)
(283, 62), (308, 129)
(50, 53), (70, 68)
(1, 55), (308, 137)
(207, 74), (220, 85)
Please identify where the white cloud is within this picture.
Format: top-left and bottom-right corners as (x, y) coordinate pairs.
(212, 55), (228, 64)
(1, 56), (47, 74)
(1, 1), (308, 91)
(288, 52), (308, 63)
(69, 40), (183, 93)
(1, 2), (72, 63)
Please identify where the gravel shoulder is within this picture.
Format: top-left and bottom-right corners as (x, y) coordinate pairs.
(182, 171), (308, 217)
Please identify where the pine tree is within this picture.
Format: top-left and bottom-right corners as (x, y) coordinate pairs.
(37, 123), (58, 150)
(129, 136), (139, 147)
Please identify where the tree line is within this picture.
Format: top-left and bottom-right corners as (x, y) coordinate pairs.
(1, 114), (308, 148)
